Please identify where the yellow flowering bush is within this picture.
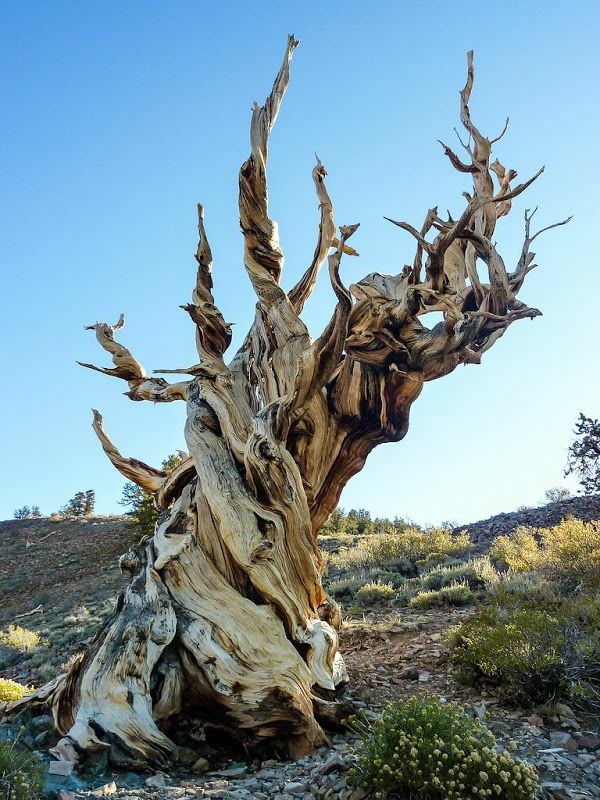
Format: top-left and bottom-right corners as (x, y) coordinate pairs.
(0, 626), (42, 653)
(539, 518), (600, 584)
(0, 679), (30, 703)
(0, 737), (45, 800)
(489, 528), (541, 572)
(490, 520), (600, 587)
(348, 697), (539, 799)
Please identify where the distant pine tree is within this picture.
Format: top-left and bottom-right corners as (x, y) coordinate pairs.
(13, 505), (42, 520)
(120, 454), (183, 538)
(566, 413), (600, 495)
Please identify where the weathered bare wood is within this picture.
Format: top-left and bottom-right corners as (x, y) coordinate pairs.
(7, 41), (570, 769)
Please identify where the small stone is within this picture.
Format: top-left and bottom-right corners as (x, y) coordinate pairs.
(193, 756), (210, 773)
(284, 782), (309, 793)
(554, 703), (576, 719)
(398, 666), (419, 680)
(417, 671), (431, 683)
(527, 714), (544, 727)
(221, 766), (247, 778)
(30, 714), (53, 729)
(92, 782), (117, 796)
(48, 760), (76, 776)
(550, 731), (577, 752)
(541, 782), (564, 793)
(579, 734), (600, 750)
(320, 753), (344, 775)
(145, 773), (167, 788)
(56, 793), (75, 800)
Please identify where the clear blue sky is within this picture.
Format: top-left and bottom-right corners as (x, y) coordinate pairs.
(2, 1), (598, 525)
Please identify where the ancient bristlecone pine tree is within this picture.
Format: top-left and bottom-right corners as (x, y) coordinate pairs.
(12, 39), (569, 767)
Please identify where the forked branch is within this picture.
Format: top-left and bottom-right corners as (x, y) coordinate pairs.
(78, 315), (189, 402)
(239, 35), (298, 306)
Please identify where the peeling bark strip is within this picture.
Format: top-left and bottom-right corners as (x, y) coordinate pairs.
(3, 41), (569, 766)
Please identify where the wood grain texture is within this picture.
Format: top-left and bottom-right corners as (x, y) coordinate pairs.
(4, 40), (569, 767)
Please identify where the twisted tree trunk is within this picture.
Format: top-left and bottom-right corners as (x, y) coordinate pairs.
(7, 37), (569, 768)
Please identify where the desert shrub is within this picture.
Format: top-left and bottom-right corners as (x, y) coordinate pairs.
(415, 552), (450, 570)
(0, 626), (41, 653)
(0, 737), (45, 800)
(490, 520), (600, 587)
(347, 696), (539, 800)
(409, 581), (474, 609)
(421, 557), (496, 591)
(328, 570), (405, 600)
(0, 679), (30, 703)
(331, 528), (473, 573)
(447, 599), (600, 707)
(489, 528), (541, 572)
(37, 664), (59, 682)
(355, 580), (395, 606)
(485, 570), (561, 605)
(538, 519), (600, 585)
(327, 574), (371, 598)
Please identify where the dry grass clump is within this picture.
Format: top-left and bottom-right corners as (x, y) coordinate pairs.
(0, 736), (45, 800)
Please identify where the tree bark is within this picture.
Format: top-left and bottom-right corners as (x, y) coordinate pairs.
(5, 37), (569, 768)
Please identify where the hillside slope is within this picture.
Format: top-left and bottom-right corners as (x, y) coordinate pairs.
(0, 516), (133, 628)
(1, 497), (599, 687)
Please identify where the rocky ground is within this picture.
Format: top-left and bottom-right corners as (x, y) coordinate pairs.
(2, 605), (599, 800)
(2, 508), (600, 799)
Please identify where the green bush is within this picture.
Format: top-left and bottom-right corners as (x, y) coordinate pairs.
(0, 679), (30, 703)
(409, 581), (474, 609)
(0, 738), (45, 800)
(355, 580), (395, 606)
(348, 697), (539, 800)
(447, 598), (600, 707)
(0, 626), (42, 653)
